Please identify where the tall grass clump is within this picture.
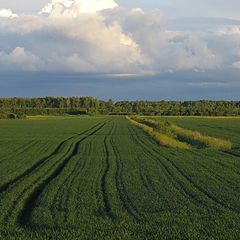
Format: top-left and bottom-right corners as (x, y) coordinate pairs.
(127, 117), (191, 150)
(130, 116), (232, 151)
(169, 124), (232, 151)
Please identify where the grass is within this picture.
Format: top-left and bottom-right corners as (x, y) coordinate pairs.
(127, 116), (191, 149)
(132, 116), (232, 151)
(0, 116), (240, 239)
(169, 123), (232, 150)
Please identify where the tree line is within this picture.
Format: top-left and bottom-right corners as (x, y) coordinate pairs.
(0, 97), (240, 118)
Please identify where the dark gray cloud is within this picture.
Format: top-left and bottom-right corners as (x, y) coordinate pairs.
(0, 70), (239, 100)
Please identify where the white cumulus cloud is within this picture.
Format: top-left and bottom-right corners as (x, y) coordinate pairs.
(0, 0), (238, 74)
(40, 0), (118, 15)
(0, 47), (43, 71)
(0, 8), (18, 18)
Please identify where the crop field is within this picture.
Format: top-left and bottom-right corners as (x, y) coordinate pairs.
(0, 116), (240, 240)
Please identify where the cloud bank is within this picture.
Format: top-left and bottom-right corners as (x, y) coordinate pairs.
(0, 0), (239, 74)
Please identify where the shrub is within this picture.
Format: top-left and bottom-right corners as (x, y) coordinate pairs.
(8, 113), (17, 119)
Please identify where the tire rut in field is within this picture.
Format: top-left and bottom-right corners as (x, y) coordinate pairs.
(225, 150), (240, 158)
(164, 155), (240, 213)
(18, 122), (108, 227)
(110, 136), (145, 222)
(222, 150), (240, 172)
(94, 121), (115, 219)
(127, 126), (173, 209)
(135, 131), (222, 209)
(129, 125), (210, 208)
(127, 126), (164, 197)
(163, 148), (240, 192)
(61, 141), (91, 224)
(185, 150), (240, 189)
(99, 135), (113, 218)
(1, 139), (77, 227)
(131, 125), (240, 213)
(0, 122), (107, 228)
(0, 138), (74, 194)
(0, 123), (103, 194)
(40, 137), (93, 227)
(150, 140), (240, 211)
(190, 149), (240, 176)
(50, 137), (94, 225)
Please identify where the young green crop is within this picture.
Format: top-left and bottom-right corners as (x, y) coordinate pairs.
(0, 116), (240, 240)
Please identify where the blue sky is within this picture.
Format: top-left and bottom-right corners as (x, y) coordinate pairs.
(119, 0), (240, 20)
(0, 0), (239, 100)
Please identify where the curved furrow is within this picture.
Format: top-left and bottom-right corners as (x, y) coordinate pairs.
(163, 155), (240, 213)
(110, 137), (145, 222)
(99, 136), (113, 218)
(189, 149), (240, 176)
(127, 124), (188, 213)
(0, 123), (103, 195)
(68, 136), (101, 225)
(1, 139), (77, 227)
(49, 137), (94, 225)
(128, 130), (179, 207)
(142, 173), (181, 214)
(29, 137), (94, 229)
(128, 126), (202, 203)
(131, 124), (240, 213)
(49, 136), (92, 209)
(128, 125), (213, 208)
(143, 130), (240, 213)
(0, 142), (55, 189)
(127, 126), (169, 196)
(0, 122), (107, 228)
(225, 149), (240, 159)
(18, 122), (108, 227)
(93, 121), (115, 219)
(93, 142), (108, 217)
(167, 148), (240, 191)
(49, 153), (86, 224)
(127, 127), (180, 207)
(0, 139), (72, 194)
(62, 140), (91, 224)
(182, 150), (240, 190)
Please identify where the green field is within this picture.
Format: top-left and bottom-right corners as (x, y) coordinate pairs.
(0, 116), (240, 240)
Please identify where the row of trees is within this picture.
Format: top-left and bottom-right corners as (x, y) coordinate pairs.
(115, 100), (240, 116)
(1, 97), (240, 118)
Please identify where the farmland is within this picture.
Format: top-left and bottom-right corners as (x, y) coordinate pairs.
(0, 116), (240, 239)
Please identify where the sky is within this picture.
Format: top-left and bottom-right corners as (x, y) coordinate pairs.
(0, 0), (240, 100)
